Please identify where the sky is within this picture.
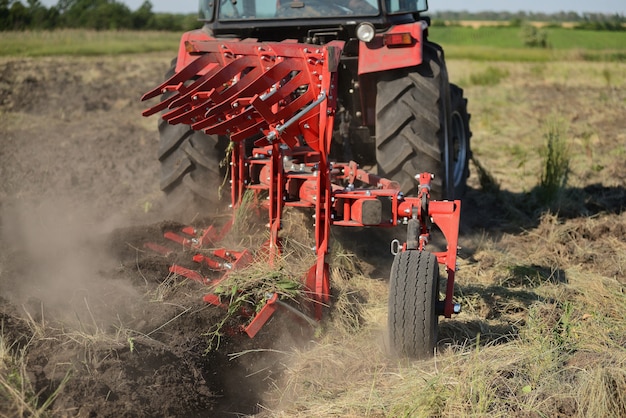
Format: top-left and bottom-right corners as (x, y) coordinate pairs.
(38, 0), (626, 15)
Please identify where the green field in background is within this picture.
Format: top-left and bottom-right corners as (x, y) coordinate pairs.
(0, 30), (180, 56)
(429, 25), (626, 61)
(1, 27), (625, 61)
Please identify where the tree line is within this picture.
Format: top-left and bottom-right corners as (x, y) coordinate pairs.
(0, 0), (200, 31)
(1, 1), (624, 32)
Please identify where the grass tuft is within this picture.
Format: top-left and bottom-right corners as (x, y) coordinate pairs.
(468, 66), (510, 86)
(537, 119), (570, 206)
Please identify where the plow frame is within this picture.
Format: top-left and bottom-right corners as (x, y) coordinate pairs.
(142, 35), (461, 338)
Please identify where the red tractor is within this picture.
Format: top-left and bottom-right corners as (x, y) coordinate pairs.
(143, 0), (470, 358)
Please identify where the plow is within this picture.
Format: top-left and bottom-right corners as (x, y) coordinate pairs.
(141, 0), (470, 358)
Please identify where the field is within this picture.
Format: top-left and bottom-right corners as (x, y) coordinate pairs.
(1, 28), (625, 417)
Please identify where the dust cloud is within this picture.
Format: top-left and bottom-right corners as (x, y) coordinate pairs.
(0, 197), (141, 331)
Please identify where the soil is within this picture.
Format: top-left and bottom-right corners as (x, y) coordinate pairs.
(0, 53), (311, 417)
(1, 53), (625, 417)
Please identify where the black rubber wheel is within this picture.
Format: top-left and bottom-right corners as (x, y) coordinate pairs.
(158, 59), (228, 202)
(388, 250), (439, 359)
(449, 83), (472, 199)
(375, 42), (470, 200)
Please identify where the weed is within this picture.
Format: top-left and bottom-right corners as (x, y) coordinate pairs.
(602, 68), (613, 86)
(537, 119), (570, 206)
(468, 66), (510, 86)
(1, 326), (70, 417)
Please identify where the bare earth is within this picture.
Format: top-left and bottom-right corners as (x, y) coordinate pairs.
(1, 53), (625, 416)
(0, 53), (288, 417)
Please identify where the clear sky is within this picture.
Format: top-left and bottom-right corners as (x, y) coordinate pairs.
(39, 0), (626, 15)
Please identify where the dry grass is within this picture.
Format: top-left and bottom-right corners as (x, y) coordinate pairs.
(1, 319), (70, 418)
(256, 59), (626, 417)
(258, 210), (626, 417)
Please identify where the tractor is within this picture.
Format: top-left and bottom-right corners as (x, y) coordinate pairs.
(142, 0), (470, 358)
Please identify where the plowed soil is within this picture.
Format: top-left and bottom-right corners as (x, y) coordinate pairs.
(0, 53), (306, 417)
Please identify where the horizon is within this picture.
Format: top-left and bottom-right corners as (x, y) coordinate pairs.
(37, 0), (626, 16)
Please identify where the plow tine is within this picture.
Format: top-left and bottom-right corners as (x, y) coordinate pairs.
(165, 56), (261, 127)
(141, 53), (216, 101)
(202, 107), (258, 136)
(231, 120), (267, 143)
(141, 95), (178, 117)
(169, 56), (258, 110)
(145, 40), (334, 150)
(192, 61), (294, 132)
(169, 265), (210, 285)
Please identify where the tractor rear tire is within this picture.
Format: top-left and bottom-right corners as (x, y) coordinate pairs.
(449, 83), (472, 199)
(375, 43), (470, 200)
(388, 250), (439, 359)
(158, 59), (228, 203)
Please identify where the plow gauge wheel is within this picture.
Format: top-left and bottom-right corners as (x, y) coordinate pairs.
(388, 250), (439, 358)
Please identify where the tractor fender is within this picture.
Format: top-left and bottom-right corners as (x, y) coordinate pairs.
(357, 21), (426, 76)
(175, 29), (217, 74)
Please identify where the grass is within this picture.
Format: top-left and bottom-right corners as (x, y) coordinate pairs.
(0, 27), (624, 61)
(467, 66), (509, 86)
(429, 25), (626, 61)
(435, 25), (626, 61)
(0, 29), (180, 56)
(1, 320), (70, 417)
(538, 119), (570, 206)
(264, 211), (626, 417)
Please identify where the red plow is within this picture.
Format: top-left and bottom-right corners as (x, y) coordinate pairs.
(142, 37), (461, 358)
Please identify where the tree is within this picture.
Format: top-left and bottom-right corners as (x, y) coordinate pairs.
(132, 1), (153, 29)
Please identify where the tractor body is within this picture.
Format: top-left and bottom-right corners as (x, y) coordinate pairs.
(142, 0), (469, 358)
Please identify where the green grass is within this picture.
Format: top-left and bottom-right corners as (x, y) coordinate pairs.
(537, 119), (570, 206)
(1, 27), (625, 61)
(430, 26), (626, 50)
(430, 26), (626, 61)
(0, 30), (180, 56)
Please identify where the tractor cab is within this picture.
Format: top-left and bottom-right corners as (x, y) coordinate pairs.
(199, 0), (429, 43)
